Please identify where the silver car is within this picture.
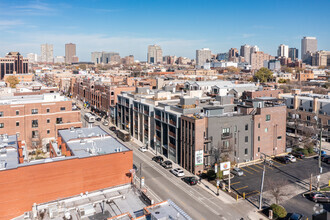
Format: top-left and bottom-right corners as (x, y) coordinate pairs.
(232, 168), (244, 176)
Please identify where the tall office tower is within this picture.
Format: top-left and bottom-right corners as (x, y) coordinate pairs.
(147, 45), (163, 64)
(228, 48), (239, 62)
(289, 48), (299, 60)
(27, 53), (38, 63)
(65, 43), (76, 64)
(40, 44), (54, 63)
(91, 51), (120, 64)
(196, 48), (211, 68)
(277, 44), (289, 58)
(301, 37), (317, 63)
(0, 52), (29, 79)
(251, 51), (272, 70)
(250, 45), (259, 54)
(240, 44), (251, 64)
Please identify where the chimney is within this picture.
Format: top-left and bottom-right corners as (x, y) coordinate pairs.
(293, 95), (299, 110)
(313, 97), (318, 113)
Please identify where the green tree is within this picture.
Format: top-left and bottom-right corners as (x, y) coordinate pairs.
(270, 204), (287, 219)
(254, 67), (273, 83)
(5, 75), (19, 88)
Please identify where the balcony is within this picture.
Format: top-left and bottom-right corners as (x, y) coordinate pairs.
(144, 119), (148, 125)
(156, 136), (161, 141)
(156, 125), (161, 131)
(155, 115), (161, 120)
(134, 106), (138, 111)
(169, 142), (176, 149)
(144, 110), (149, 115)
(169, 119), (176, 126)
(221, 133), (232, 139)
(204, 138), (212, 144)
(169, 131), (176, 138)
(125, 102), (129, 107)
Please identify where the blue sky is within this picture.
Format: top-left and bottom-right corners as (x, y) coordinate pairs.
(0, 0), (329, 61)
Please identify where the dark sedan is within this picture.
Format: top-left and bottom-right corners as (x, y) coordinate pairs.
(182, 177), (198, 185)
(152, 156), (164, 163)
(292, 151), (305, 159)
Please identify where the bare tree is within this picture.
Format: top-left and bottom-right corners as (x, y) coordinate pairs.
(265, 178), (288, 204)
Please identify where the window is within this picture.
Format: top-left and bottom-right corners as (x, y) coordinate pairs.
(222, 128), (230, 134)
(31, 109), (38, 114)
(266, 114), (271, 121)
(245, 148), (248, 155)
(111, 91), (114, 95)
(258, 123), (260, 128)
(0, 123), (4, 128)
(16, 122), (19, 126)
(47, 130), (50, 134)
(310, 101), (312, 107)
(291, 99), (293, 105)
(60, 107), (66, 111)
(47, 108), (50, 113)
(32, 120), (38, 128)
(307, 116), (311, 121)
(47, 119), (50, 123)
(258, 147), (260, 152)
(277, 136), (282, 140)
(245, 124), (248, 130)
(16, 110), (19, 115)
(258, 136), (260, 141)
(223, 141), (229, 148)
(245, 136), (248, 142)
(234, 125), (237, 132)
(56, 118), (63, 124)
(32, 130), (39, 138)
(0, 112), (3, 117)
(265, 128), (268, 133)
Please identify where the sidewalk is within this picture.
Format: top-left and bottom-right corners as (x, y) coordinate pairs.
(199, 179), (267, 220)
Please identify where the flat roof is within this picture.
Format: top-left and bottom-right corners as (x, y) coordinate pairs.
(146, 199), (192, 220)
(0, 93), (69, 105)
(59, 126), (130, 158)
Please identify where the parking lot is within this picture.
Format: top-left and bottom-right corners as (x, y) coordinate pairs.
(225, 157), (330, 204)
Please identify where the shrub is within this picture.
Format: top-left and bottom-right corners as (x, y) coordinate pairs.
(307, 146), (314, 154)
(270, 204), (287, 219)
(206, 170), (216, 181)
(301, 148), (309, 156)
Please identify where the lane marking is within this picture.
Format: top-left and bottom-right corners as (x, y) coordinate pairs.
(245, 190), (259, 195)
(272, 160), (286, 166)
(235, 186), (248, 191)
(230, 181), (240, 185)
(253, 164), (264, 170)
(245, 191), (260, 198)
(246, 166), (260, 173)
(240, 167), (253, 175)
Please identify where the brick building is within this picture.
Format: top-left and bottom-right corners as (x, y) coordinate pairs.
(0, 127), (133, 219)
(0, 93), (82, 149)
(0, 52), (29, 79)
(242, 88), (283, 100)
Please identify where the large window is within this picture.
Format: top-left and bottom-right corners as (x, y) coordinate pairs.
(56, 118), (63, 124)
(31, 109), (38, 114)
(245, 136), (248, 142)
(32, 130), (39, 138)
(60, 107), (66, 111)
(16, 110), (19, 115)
(32, 120), (38, 128)
(16, 122), (19, 127)
(0, 112), (3, 117)
(245, 124), (248, 130)
(222, 128), (230, 134)
(245, 148), (248, 155)
(266, 114), (271, 121)
(0, 123), (4, 128)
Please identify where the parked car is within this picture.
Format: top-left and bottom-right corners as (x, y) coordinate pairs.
(133, 164), (138, 172)
(182, 177), (198, 185)
(285, 154), (297, 162)
(102, 121), (109, 126)
(161, 160), (173, 169)
(311, 192), (330, 203)
(170, 168), (185, 177)
(288, 213), (305, 220)
(109, 126), (116, 132)
(139, 146), (147, 152)
(275, 156), (290, 164)
(292, 151), (305, 159)
(96, 117), (102, 122)
(321, 155), (330, 162)
(323, 157), (330, 164)
(231, 168), (244, 176)
(152, 156), (164, 163)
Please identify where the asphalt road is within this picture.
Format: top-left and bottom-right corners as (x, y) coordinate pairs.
(78, 107), (258, 220)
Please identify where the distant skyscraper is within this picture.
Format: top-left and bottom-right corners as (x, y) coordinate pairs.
(196, 48), (211, 68)
(65, 43), (76, 64)
(277, 44), (289, 58)
(289, 48), (299, 60)
(301, 36), (317, 62)
(228, 48), (239, 62)
(27, 53), (38, 63)
(250, 45), (259, 54)
(240, 44), (251, 64)
(147, 45), (163, 64)
(40, 44), (53, 63)
(91, 51), (120, 64)
(251, 51), (272, 70)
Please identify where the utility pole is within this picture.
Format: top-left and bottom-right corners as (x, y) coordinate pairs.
(259, 154), (267, 210)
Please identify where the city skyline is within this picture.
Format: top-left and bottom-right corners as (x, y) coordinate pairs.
(0, 0), (329, 61)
